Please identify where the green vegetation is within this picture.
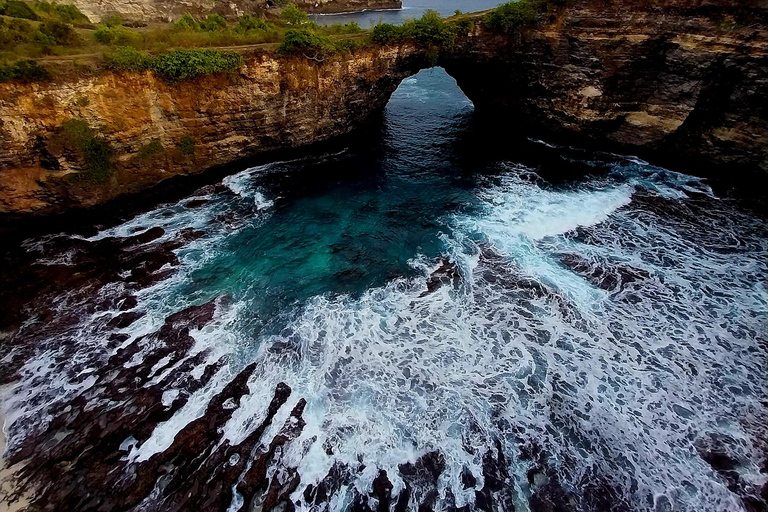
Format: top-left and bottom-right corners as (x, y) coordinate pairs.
(105, 46), (242, 81)
(54, 119), (114, 183)
(150, 48), (242, 81)
(321, 21), (362, 35)
(482, 0), (566, 34)
(481, 0), (535, 33)
(280, 4), (311, 26)
(0, 17), (34, 48)
(236, 14), (267, 33)
(0, 0), (555, 83)
(36, 19), (81, 45)
(1, 0), (38, 20)
(103, 45), (147, 70)
(371, 9), (472, 47)
(93, 24), (137, 45)
(48, 2), (88, 24)
(177, 135), (195, 156)
(103, 15), (122, 27)
(1, 0), (91, 64)
(0, 0), (89, 24)
(279, 28), (332, 54)
(369, 9), (473, 64)
(136, 138), (164, 160)
(0, 58), (49, 81)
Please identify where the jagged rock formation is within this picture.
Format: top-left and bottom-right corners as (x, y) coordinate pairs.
(68, 0), (401, 23)
(0, 0), (766, 216)
(442, 0), (768, 186)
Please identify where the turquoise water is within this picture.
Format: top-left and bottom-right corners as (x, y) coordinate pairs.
(5, 68), (768, 512)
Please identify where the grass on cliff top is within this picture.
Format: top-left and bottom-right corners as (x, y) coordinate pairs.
(0, 1), (544, 84)
(104, 46), (244, 82)
(1, 1), (373, 80)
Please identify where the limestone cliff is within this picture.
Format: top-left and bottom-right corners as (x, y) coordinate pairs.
(442, 0), (768, 181)
(69, 0), (401, 23)
(0, 46), (423, 214)
(1, 0), (766, 217)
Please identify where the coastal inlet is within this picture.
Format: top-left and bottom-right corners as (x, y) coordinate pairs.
(0, 69), (766, 512)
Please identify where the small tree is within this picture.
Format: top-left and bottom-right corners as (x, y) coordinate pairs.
(236, 14), (267, 32)
(175, 14), (200, 31)
(201, 14), (227, 31)
(280, 4), (309, 26)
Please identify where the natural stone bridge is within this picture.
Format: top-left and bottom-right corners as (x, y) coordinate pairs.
(0, 0), (766, 216)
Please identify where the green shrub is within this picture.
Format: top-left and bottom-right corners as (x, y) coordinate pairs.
(453, 17), (473, 35)
(104, 47), (242, 80)
(137, 138), (164, 159)
(57, 119), (114, 183)
(200, 13), (227, 31)
(0, 17), (34, 48)
(236, 14), (267, 33)
(103, 45), (148, 71)
(482, 0), (536, 34)
(371, 10), (460, 50)
(0, 0), (39, 20)
(93, 25), (137, 45)
(36, 19), (81, 45)
(103, 15), (123, 27)
(175, 14), (200, 31)
(52, 3), (87, 23)
(404, 9), (456, 48)
(280, 4), (310, 26)
(370, 22), (403, 43)
(321, 21), (362, 35)
(149, 48), (242, 81)
(33, 1), (52, 14)
(0, 59), (50, 82)
(332, 36), (364, 52)
(278, 28), (332, 55)
(93, 25), (113, 43)
(177, 135), (194, 155)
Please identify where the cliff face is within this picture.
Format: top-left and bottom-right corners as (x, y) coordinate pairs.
(1, 0), (766, 217)
(0, 46), (422, 214)
(293, 0), (401, 14)
(69, 0), (262, 23)
(442, 0), (768, 181)
(68, 0), (401, 22)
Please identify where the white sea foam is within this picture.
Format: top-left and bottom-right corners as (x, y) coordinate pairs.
(208, 167), (767, 512)
(4, 154), (766, 512)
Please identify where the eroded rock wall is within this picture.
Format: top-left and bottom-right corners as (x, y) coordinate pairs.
(1, 0), (767, 217)
(442, 0), (768, 180)
(0, 46), (422, 214)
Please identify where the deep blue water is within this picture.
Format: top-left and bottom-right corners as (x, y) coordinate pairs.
(4, 68), (767, 512)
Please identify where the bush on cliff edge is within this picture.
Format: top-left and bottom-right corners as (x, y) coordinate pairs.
(0, 59), (50, 82)
(104, 46), (242, 82)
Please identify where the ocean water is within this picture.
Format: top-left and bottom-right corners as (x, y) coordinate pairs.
(2, 68), (767, 512)
(310, 0), (503, 26)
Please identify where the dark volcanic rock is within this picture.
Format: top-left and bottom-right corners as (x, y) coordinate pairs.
(421, 258), (459, 297)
